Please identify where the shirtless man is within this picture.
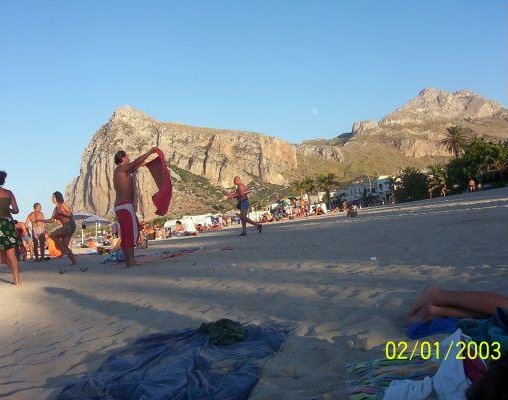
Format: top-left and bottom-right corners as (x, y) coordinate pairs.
(224, 176), (262, 236)
(26, 203), (46, 262)
(113, 148), (156, 267)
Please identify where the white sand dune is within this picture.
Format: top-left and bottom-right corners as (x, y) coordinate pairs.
(1, 188), (507, 399)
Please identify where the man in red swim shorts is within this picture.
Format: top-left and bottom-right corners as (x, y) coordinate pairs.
(113, 148), (156, 267)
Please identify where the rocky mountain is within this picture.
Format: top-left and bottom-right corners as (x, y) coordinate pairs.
(298, 88), (508, 161)
(66, 106), (298, 219)
(66, 88), (508, 219)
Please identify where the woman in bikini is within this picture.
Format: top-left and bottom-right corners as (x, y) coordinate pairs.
(38, 191), (77, 265)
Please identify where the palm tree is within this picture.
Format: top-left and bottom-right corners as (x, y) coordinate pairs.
(427, 164), (447, 198)
(316, 173), (337, 209)
(302, 177), (316, 204)
(441, 125), (468, 158)
(395, 167), (428, 202)
(482, 145), (508, 180)
(291, 180), (307, 197)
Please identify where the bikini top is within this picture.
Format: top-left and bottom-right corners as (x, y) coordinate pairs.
(55, 206), (73, 221)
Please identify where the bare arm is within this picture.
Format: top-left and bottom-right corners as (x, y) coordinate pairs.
(9, 192), (19, 214)
(224, 189), (239, 200)
(224, 192), (236, 200)
(39, 209), (56, 224)
(126, 148), (157, 173)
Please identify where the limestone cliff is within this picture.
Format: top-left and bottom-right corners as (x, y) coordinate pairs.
(66, 106), (297, 219)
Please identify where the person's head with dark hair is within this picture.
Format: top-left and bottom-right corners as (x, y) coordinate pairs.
(52, 191), (65, 205)
(114, 150), (128, 165)
(176, 220), (182, 225)
(33, 202), (41, 211)
(467, 352), (508, 400)
(0, 170), (6, 186)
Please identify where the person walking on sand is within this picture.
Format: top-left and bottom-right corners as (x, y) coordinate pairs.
(26, 203), (47, 262)
(113, 148), (157, 267)
(16, 221), (34, 261)
(0, 171), (21, 285)
(224, 176), (262, 237)
(38, 191), (77, 265)
(468, 178), (476, 192)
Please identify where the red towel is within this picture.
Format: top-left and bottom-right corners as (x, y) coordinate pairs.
(146, 148), (173, 216)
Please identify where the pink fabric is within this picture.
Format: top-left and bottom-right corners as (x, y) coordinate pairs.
(146, 148), (173, 216)
(463, 356), (487, 385)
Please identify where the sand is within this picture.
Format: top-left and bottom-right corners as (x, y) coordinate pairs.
(1, 188), (507, 399)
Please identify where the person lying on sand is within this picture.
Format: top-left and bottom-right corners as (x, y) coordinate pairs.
(408, 285), (508, 323)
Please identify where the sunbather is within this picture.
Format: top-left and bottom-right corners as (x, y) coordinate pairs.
(408, 285), (508, 323)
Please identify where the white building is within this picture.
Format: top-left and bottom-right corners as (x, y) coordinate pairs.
(338, 176), (393, 203)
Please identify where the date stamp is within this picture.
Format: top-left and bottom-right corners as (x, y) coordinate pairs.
(385, 340), (501, 361)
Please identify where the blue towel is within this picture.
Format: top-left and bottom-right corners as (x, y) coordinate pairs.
(406, 317), (459, 339)
(56, 323), (287, 400)
(458, 308), (508, 353)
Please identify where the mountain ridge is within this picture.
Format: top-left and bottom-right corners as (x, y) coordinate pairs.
(66, 88), (508, 219)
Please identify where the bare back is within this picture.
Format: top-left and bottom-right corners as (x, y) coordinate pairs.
(114, 165), (135, 205)
(0, 187), (18, 218)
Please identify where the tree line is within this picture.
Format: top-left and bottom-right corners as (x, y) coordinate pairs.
(394, 126), (508, 202)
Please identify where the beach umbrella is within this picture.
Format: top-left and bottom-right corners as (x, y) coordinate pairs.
(72, 212), (96, 243)
(84, 215), (111, 241)
(73, 211), (95, 220)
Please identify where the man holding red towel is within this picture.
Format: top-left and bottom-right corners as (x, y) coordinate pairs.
(113, 148), (157, 267)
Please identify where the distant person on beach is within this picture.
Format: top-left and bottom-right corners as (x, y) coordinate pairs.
(26, 203), (47, 262)
(407, 285), (508, 323)
(111, 218), (121, 250)
(38, 191), (77, 265)
(440, 185), (449, 197)
(223, 176), (262, 237)
(468, 178), (476, 192)
(0, 170), (21, 285)
(14, 221), (26, 260)
(113, 148), (157, 267)
(15, 221), (33, 260)
(173, 221), (185, 237)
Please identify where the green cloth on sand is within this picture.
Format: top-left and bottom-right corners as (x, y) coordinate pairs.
(199, 319), (247, 346)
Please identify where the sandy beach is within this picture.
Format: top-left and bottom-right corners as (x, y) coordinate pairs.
(1, 188), (507, 399)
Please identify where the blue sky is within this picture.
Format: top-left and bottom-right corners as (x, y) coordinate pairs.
(1, 1), (506, 218)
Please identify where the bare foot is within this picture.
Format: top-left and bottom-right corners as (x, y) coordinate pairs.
(68, 253), (77, 265)
(408, 285), (441, 320)
(407, 304), (440, 324)
(126, 262), (142, 268)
